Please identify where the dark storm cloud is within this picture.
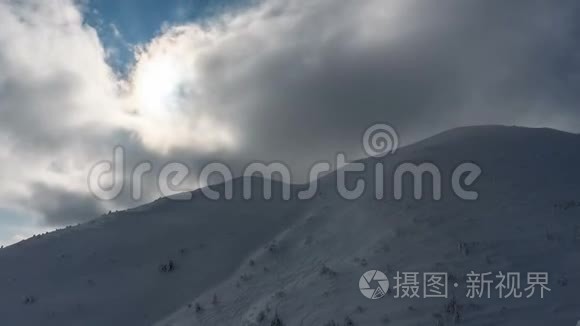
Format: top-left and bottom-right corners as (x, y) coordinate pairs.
(22, 184), (103, 225)
(186, 0), (580, 163)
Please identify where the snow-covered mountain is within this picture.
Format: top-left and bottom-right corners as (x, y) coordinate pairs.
(1, 126), (579, 325)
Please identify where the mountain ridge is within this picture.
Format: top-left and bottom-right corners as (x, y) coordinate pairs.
(1, 125), (579, 325)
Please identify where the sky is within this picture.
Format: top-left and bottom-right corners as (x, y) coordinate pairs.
(1, 0), (580, 245)
(84, 0), (250, 72)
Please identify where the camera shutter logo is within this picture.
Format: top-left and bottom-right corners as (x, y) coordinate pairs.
(359, 270), (389, 299)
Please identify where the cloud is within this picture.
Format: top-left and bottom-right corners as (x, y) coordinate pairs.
(0, 0), (130, 225)
(1, 0), (580, 228)
(129, 0), (580, 162)
(21, 183), (102, 225)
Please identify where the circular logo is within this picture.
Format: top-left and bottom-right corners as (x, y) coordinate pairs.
(359, 270), (389, 299)
(362, 123), (399, 157)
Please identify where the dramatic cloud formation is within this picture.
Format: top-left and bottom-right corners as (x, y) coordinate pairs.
(0, 0), (124, 224)
(1, 0), (580, 233)
(127, 0), (580, 163)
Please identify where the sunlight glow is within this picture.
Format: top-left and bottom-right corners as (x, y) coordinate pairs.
(132, 54), (181, 118)
(127, 42), (237, 154)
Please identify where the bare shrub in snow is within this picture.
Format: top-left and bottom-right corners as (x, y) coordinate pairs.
(256, 310), (266, 323)
(320, 264), (337, 277)
(240, 273), (253, 282)
(159, 260), (175, 273)
(444, 296), (463, 323)
(22, 296), (36, 305)
(344, 316), (355, 326)
(212, 294), (219, 305)
(457, 241), (469, 256)
(267, 241), (279, 253)
(270, 313), (284, 326)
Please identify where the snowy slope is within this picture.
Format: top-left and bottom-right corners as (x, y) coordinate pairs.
(2, 126), (580, 325)
(0, 179), (305, 325)
(157, 126), (580, 326)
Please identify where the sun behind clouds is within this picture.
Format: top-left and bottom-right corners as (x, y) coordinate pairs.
(126, 34), (236, 154)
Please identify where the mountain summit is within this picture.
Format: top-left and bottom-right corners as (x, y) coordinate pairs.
(1, 126), (578, 326)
